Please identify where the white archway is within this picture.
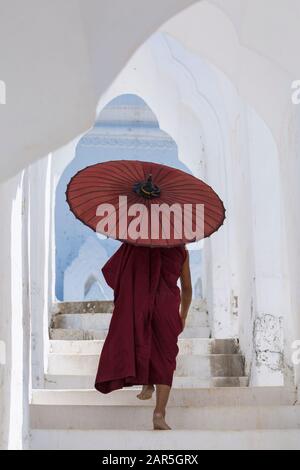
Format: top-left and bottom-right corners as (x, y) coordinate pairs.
(98, 29), (285, 385)
(2, 0), (300, 449)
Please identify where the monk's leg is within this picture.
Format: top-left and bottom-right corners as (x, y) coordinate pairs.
(136, 384), (155, 400)
(153, 384), (172, 430)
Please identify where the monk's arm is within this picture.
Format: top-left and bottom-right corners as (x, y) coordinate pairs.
(179, 250), (192, 322)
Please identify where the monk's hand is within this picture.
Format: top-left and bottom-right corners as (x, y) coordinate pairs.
(180, 314), (186, 330)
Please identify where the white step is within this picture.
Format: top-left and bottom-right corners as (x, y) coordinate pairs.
(30, 403), (300, 432)
(50, 328), (107, 340)
(30, 388), (299, 431)
(47, 353), (245, 377)
(32, 387), (296, 407)
(30, 429), (300, 450)
(52, 300), (114, 315)
(49, 338), (239, 355)
(50, 327), (211, 340)
(44, 374), (249, 389)
(52, 313), (112, 330)
(52, 299), (207, 316)
(52, 310), (209, 330)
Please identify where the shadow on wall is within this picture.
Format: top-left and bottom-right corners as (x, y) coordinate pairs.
(55, 94), (202, 301)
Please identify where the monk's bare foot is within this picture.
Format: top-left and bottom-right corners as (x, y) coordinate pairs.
(153, 411), (171, 430)
(136, 385), (155, 400)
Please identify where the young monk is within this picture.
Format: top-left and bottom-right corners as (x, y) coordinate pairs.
(95, 242), (192, 430)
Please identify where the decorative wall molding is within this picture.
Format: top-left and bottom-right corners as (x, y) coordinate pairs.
(79, 134), (176, 150)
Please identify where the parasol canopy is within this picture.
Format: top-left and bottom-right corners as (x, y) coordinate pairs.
(66, 160), (226, 247)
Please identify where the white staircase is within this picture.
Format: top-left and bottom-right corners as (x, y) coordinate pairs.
(29, 300), (300, 450)
(50, 299), (211, 340)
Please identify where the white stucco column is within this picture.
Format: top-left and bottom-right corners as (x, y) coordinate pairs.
(0, 172), (30, 450)
(246, 108), (285, 386)
(28, 156), (53, 388)
(279, 108), (300, 389)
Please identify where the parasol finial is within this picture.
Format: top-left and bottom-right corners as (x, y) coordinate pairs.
(133, 173), (161, 199)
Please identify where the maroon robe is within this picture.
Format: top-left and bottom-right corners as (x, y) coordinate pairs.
(95, 242), (187, 394)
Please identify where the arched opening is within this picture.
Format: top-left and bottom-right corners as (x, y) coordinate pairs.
(14, 1), (300, 399)
(49, 24), (285, 386)
(54, 93), (203, 302)
(2, 0), (300, 451)
(93, 29), (285, 387)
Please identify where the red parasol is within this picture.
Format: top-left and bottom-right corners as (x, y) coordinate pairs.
(66, 160), (226, 247)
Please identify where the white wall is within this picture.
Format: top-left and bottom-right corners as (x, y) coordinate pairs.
(1, 0), (300, 449)
(0, 0), (196, 182)
(236, 108), (285, 386)
(0, 173), (30, 449)
(162, 0), (300, 385)
(279, 108), (300, 386)
(100, 30), (287, 385)
(28, 157), (53, 388)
